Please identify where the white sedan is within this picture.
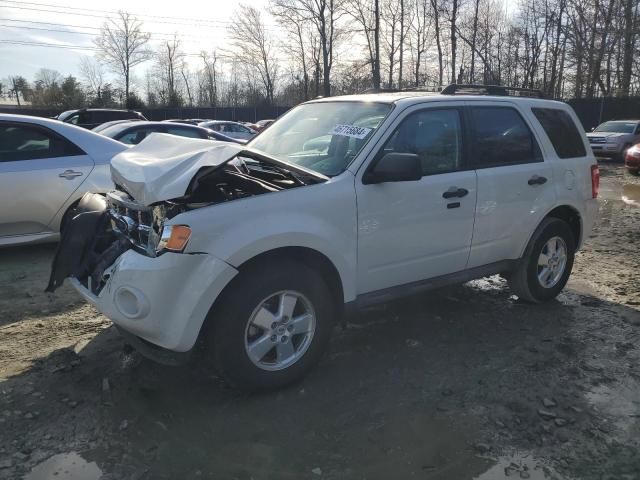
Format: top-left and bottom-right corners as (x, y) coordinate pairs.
(0, 113), (127, 246)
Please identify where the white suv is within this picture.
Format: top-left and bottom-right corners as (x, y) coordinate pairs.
(48, 86), (600, 391)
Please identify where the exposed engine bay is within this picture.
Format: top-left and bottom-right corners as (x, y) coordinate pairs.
(46, 150), (326, 295)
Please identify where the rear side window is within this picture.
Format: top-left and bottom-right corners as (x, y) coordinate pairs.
(0, 123), (84, 161)
(165, 126), (205, 139)
(532, 108), (586, 158)
(117, 127), (156, 145)
(469, 107), (542, 167)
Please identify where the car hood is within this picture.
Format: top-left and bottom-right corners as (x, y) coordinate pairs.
(586, 132), (628, 139)
(110, 133), (327, 206)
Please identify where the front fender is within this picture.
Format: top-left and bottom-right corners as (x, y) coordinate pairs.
(176, 176), (358, 302)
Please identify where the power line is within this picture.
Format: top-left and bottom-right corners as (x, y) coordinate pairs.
(0, 0), (279, 31)
(1, 19), (237, 42)
(0, 0), (244, 26)
(0, 39), (97, 50)
(0, 39), (298, 63)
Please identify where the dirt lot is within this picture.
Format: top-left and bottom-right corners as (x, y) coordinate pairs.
(1, 163), (639, 480)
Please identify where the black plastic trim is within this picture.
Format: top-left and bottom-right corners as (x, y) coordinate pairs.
(353, 260), (517, 309)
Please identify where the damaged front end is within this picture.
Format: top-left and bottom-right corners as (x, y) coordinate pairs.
(47, 135), (328, 295)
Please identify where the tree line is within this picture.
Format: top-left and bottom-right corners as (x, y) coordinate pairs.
(2, 0), (640, 109)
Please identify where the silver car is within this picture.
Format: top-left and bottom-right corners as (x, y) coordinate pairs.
(198, 120), (256, 140)
(586, 120), (640, 160)
(0, 114), (126, 246)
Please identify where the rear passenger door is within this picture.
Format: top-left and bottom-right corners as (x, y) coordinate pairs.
(466, 103), (556, 268)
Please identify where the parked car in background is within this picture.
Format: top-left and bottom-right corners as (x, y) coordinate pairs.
(0, 113), (126, 246)
(57, 109), (147, 130)
(624, 144), (640, 175)
(586, 120), (640, 160)
(92, 119), (135, 133)
(49, 86), (599, 391)
(199, 120), (257, 140)
(163, 119), (210, 126)
(254, 119), (275, 131)
(99, 121), (245, 145)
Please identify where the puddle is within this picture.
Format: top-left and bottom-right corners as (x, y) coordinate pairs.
(621, 184), (640, 207)
(599, 182), (640, 207)
(25, 452), (102, 480)
(474, 452), (566, 479)
(586, 383), (640, 433)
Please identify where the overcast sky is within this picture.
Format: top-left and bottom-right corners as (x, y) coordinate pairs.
(0, 0), (518, 85)
(0, 0), (273, 82)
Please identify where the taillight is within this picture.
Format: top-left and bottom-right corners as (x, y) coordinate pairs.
(626, 146), (640, 159)
(591, 165), (600, 199)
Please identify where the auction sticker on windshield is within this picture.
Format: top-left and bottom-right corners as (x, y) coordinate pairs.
(329, 124), (372, 139)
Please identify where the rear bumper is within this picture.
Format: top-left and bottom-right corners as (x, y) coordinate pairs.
(70, 249), (238, 352)
(581, 199), (599, 249)
(625, 156), (640, 170)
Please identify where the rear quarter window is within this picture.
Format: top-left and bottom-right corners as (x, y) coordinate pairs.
(532, 108), (586, 159)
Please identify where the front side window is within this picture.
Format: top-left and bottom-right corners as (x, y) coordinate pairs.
(469, 107), (542, 167)
(532, 108), (586, 159)
(249, 101), (392, 176)
(379, 109), (463, 176)
(0, 123), (83, 161)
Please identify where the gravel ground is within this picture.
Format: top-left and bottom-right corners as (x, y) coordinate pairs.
(0, 163), (638, 480)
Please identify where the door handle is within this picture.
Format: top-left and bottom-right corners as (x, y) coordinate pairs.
(58, 170), (83, 180)
(528, 175), (547, 186)
(442, 187), (469, 199)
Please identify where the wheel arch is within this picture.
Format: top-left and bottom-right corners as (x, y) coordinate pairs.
(235, 247), (345, 311)
(199, 246), (346, 343)
(521, 204), (583, 258)
(544, 205), (582, 248)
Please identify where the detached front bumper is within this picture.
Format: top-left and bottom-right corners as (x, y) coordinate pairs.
(71, 249), (238, 352)
(47, 192), (238, 355)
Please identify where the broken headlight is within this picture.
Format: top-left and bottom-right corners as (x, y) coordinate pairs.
(156, 225), (192, 254)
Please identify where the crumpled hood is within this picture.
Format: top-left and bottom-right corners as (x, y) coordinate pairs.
(110, 133), (245, 205)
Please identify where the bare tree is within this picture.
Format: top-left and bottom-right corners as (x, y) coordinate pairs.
(229, 4), (279, 104)
(154, 36), (184, 106)
(200, 51), (219, 107)
(345, 0), (382, 89)
(94, 11), (151, 106)
(272, 0), (344, 96)
(271, 1), (313, 99)
(79, 57), (106, 102)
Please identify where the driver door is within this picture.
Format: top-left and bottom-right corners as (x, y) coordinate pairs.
(355, 105), (477, 295)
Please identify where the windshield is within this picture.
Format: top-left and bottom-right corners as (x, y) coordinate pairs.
(594, 121), (637, 133)
(248, 101), (392, 176)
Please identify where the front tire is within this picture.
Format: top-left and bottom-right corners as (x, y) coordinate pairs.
(208, 259), (336, 391)
(508, 218), (576, 303)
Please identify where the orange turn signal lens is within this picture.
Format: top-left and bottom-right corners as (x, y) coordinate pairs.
(161, 225), (192, 252)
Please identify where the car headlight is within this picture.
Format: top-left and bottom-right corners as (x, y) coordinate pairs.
(156, 225), (192, 254)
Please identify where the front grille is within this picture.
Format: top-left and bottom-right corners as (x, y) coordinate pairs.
(589, 136), (606, 144)
(106, 190), (163, 256)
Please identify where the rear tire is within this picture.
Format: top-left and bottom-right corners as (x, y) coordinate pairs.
(208, 259), (336, 392)
(627, 168), (639, 176)
(508, 218), (575, 303)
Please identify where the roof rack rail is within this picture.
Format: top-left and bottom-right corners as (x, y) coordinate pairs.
(440, 84), (545, 99)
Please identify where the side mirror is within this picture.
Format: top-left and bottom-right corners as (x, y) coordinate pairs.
(363, 152), (422, 185)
